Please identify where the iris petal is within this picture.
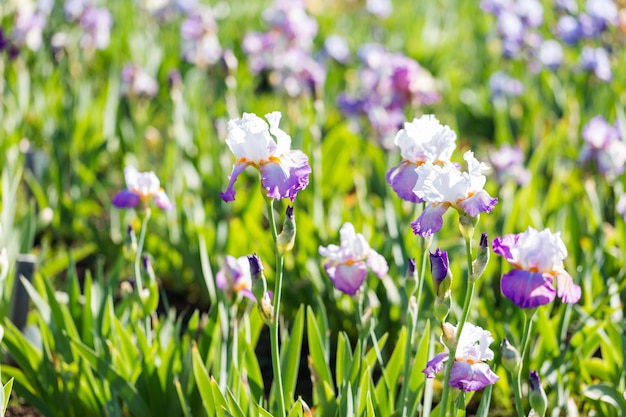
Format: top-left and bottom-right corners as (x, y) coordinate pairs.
(220, 162), (250, 202)
(112, 190), (140, 208)
(501, 269), (556, 308)
(411, 204), (448, 236)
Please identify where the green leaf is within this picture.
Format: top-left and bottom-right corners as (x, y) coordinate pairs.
(210, 378), (230, 417)
(307, 306), (333, 387)
(226, 388), (247, 417)
(583, 383), (626, 415)
(1, 378), (12, 414)
(70, 337), (152, 416)
(192, 343), (216, 417)
(336, 332), (353, 388)
(281, 305), (305, 406)
(474, 383), (493, 417)
(337, 382), (354, 417)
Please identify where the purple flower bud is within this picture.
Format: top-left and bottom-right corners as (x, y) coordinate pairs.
(430, 249), (451, 298)
(405, 258), (418, 296)
(529, 370), (548, 417)
(247, 253), (264, 279)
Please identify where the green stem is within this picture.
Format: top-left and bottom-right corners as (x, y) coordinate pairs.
(513, 312), (534, 417)
(134, 208), (152, 293)
(439, 237), (476, 417)
(400, 235), (431, 416)
(267, 198), (286, 417)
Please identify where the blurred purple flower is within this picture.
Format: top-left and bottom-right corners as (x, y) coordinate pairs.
(324, 35), (350, 64)
(65, 0), (91, 21)
(366, 0), (392, 18)
(121, 64), (159, 97)
(580, 46), (612, 81)
(487, 144), (531, 186)
(424, 322), (499, 392)
(616, 194), (626, 221)
(537, 39), (563, 70)
(180, 8), (222, 67)
(493, 226), (581, 308)
(12, 11), (46, 51)
(585, 0), (618, 30)
(580, 116), (626, 179)
(220, 112), (311, 202)
(555, 0), (578, 13)
(112, 166), (173, 210)
(216, 255), (255, 300)
(555, 15), (581, 45)
(488, 71), (524, 98)
(318, 222), (388, 295)
(80, 7), (112, 50)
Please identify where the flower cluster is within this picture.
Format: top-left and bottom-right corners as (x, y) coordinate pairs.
(318, 222), (388, 295)
(112, 166), (173, 210)
(220, 112), (311, 202)
(338, 44), (439, 146)
(63, 0), (113, 51)
(242, 0), (325, 97)
(180, 6), (222, 67)
(579, 116), (626, 179)
(424, 322), (499, 392)
(9, 1), (52, 52)
(493, 226), (581, 308)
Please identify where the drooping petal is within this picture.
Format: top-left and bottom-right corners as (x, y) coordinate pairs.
(112, 190), (140, 208)
(259, 151), (310, 200)
(411, 204), (448, 236)
(220, 162), (250, 202)
(449, 361), (499, 392)
(155, 189), (174, 210)
(554, 269), (581, 304)
(386, 162), (423, 203)
(501, 269), (556, 308)
(325, 261), (367, 295)
(457, 190), (498, 216)
(423, 352), (449, 378)
(367, 250), (388, 278)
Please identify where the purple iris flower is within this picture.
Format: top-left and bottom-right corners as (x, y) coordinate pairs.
(493, 226), (581, 308)
(585, 0), (618, 31)
(580, 116), (626, 179)
(411, 151), (498, 237)
(121, 64), (159, 97)
(386, 115), (457, 203)
(555, 15), (581, 45)
(180, 8), (222, 67)
(423, 322), (499, 392)
(216, 255), (255, 301)
(220, 112), (311, 202)
(580, 46), (612, 82)
(488, 71), (524, 98)
(537, 39), (563, 70)
(487, 144), (531, 186)
(80, 7), (112, 50)
(112, 166), (173, 210)
(318, 223), (388, 295)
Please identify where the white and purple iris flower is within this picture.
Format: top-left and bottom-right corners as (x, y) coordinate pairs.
(318, 223), (388, 295)
(411, 151), (498, 236)
(580, 116), (626, 179)
(112, 166), (173, 210)
(216, 255), (255, 300)
(493, 226), (581, 309)
(423, 322), (499, 392)
(386, 115), (457, 203)
(220, 112), (311, 202)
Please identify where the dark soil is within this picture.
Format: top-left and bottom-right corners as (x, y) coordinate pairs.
(5, 403), (44, 417)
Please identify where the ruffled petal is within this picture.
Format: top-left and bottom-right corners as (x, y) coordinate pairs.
(367, 251), (388, 278)
(555, 269), (581, 304)
(411, 204), (448, 236)
(449, 361), (499, 392)
(155, 190), (174, 210)
(501, 269), (556, 308)
(112, 190), (140, 208)
(325, 261), (367, 295)
(386, 162), (423, 203)
(260, 151), (310, 201)
(492, 234), (520, 264)
(457, 190), (498, 216)
(423, 352), (449, 378)
(220, 162), (249, 202)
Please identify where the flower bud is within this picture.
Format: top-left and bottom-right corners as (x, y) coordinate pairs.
(248, 254), (267, 302)
(529, 370), (548, 417)
(277, 205), (296, 255)
(124, 224), (137, 260)
(258, 291), (274, 325)
(471, 233), (490, 282)
(441, 322), (458, 350)
(142, 254), (156, 284)
(434, 295), (450, 323)
(430, 249), (452, 298)
(404, 258), (417, 297)
(500, 338), (521, 374)
(458, 213), (478, 240)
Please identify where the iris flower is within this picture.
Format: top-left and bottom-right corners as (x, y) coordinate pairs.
(318, 223), (388, 295)
(216, 255), (255, 300)
(411, 151), (498, 236)
(112, 166), (173, 210)
(423, 322), (499, 392)
(493, 226), (581, 308)
(220, 112), (311, 202)
(386, 115), (457, 203)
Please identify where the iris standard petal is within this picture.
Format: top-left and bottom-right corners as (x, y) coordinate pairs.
(386, 162), (423, 203)
(555, 270), (581, 304)
(449, 361), (500, 392)
(423, 352), (449, 378)
(501, 269), (556, 308)
(411, 204), (448, 236)
(155, 189), (174, 210)
(112, 190), (140, 208)
(325, 261), (368, 295)
(457, 190), (498, 216)
(367, 251), (389, 278)
(220, 162), (250, 202)
(492, 234), (519, 264)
